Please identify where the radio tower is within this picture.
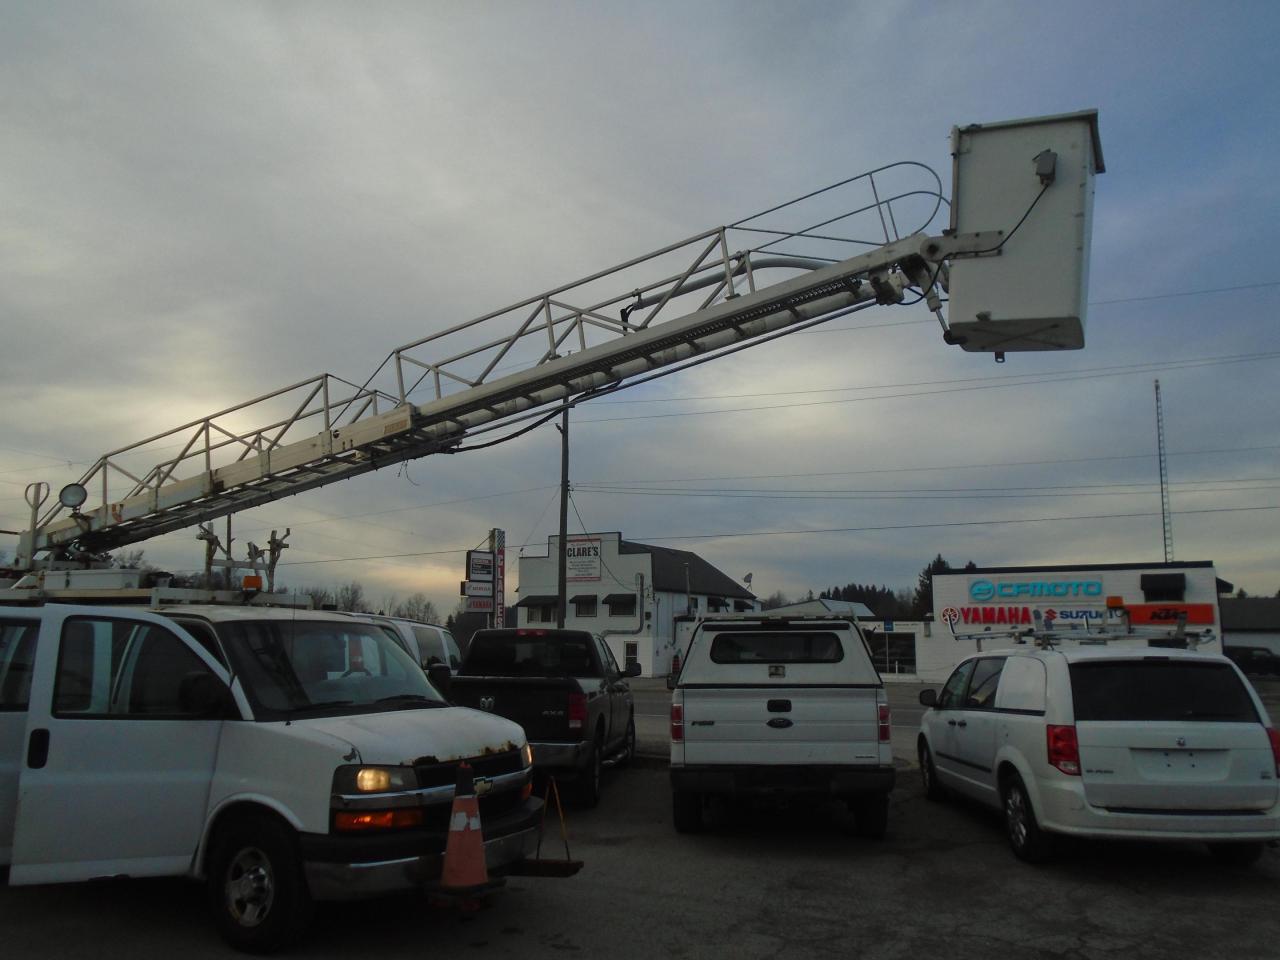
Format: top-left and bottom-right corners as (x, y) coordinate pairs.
(1154, 380), (1174, 561)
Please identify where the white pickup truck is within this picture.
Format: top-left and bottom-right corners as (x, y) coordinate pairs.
(0, 603), (542, 952)
(668, 615), (895, 836)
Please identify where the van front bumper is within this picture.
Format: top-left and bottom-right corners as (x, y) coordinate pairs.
(300, 797), (542, 900)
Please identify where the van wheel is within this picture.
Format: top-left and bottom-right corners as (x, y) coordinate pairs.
(1002, 774), (1053, 864)
(208, 814), (312, 953)
(919, 739), (944, 801)
(1208, 842), (1265, 866)
(850, 794), (889, 840)
(579, 733), (604, 808)
(672, 790), (703, 833)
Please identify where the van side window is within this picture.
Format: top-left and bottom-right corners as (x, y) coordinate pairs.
(0, 620), (39, 711)
(963, 657), (1006, 709)
(54, 617), (221, 719)
(937, 660), (976, 710)
(993, 656), (1047, 714)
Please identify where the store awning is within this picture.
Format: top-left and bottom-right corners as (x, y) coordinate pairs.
(570, 594), (596, 603)
(603, 593), (636, 604)
(516, 594), (557, 607)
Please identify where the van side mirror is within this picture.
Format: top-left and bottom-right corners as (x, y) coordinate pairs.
(427, 663), (453, 700)
(918, 688), (938, 708)
(180, 672), (237, 718)
(624, 662), (642, 678)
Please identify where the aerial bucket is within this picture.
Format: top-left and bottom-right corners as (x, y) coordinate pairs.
(944, 110), (1104, 354)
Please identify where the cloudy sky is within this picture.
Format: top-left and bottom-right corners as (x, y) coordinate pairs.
(2, 1), (1278, 614)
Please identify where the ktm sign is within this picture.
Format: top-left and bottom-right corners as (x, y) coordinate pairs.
(1125, 603), (1216, 625)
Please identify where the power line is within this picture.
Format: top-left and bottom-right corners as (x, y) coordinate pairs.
(574, 352), (1280, 423)
(271, 504), (1280, 566)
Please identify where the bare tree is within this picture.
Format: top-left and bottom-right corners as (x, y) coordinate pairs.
(301, 586), (335, 610)
(394, 592), (439, 623)
(760, 590), (790, 610)
(334, 581), (369, 613)
(112, 548), (156, 570)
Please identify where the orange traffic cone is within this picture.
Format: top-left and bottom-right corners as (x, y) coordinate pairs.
(437, 762), (501, 897)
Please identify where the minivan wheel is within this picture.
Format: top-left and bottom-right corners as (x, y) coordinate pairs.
(919, 740), (944, 801)
(1002, 775), (1053, 863)
(1208, 842), (1265, 866)
(208, 814), (312, 953)
(672, 790), (703, 833)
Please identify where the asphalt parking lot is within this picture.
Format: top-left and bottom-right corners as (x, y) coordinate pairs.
(3, 676), (1277, 958)
(3, 758), (1277, 960)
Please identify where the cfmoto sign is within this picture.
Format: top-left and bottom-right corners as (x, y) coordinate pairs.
(968, 579), (1103, 601)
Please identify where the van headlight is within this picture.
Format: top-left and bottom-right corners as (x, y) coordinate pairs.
(333, 765), (417, 794)
(521, 742), (534, 769)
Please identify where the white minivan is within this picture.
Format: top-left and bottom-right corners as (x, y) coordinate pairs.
(0, 604), (540, 951)
(917, 644), (1280, 863)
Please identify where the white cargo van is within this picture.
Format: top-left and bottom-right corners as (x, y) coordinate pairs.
(0, 604), (540, 951)
(668, 616), (895, 836)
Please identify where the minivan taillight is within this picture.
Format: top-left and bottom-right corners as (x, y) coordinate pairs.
(1267, 728), (1280, 778)
(1046, 724), (1081, 776)
(567, 692), (587, 730)
(878, 703), (891, 743)
(671, 702), (684, 742)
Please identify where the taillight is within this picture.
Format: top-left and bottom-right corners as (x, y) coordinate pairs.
(878, 703), (891, 743)
(567, 692), (587, 730)
(671, 702), (684, 742)
(1046, 724), (1081, 776)
(1266, 728), (1280, 778)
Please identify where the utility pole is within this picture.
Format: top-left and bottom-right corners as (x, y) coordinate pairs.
(556, 406), (569, 628)
(1155, 379), (1174, 562)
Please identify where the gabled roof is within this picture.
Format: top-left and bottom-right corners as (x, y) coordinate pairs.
(619, 540), (755, 600)
(1220, 597), (1280, 631)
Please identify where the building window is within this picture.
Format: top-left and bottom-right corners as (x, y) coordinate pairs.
(605, 594), (636, 617)
(870, 632), (918, 676)
(573, 596), (598, 618)
(624, 641), (638, 671)
(1141, 573), (1186, 603)
(527, 604), (554, 624)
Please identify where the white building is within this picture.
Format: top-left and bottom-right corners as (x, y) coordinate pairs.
(515, 532), (758, 677)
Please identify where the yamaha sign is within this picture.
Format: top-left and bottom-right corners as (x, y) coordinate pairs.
(968, 579), (1103, 602)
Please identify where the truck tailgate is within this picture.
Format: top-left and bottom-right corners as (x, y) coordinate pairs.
(449, 676), (582, 741)
(681, 686), (883, 765)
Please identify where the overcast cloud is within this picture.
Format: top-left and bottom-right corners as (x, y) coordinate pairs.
(2, 0), (1278, 614)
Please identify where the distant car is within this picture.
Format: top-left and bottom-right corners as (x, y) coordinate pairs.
(347, 614), (463, 673)
(917, 645), (1280, 865)
(1224, 645), (1280, 677)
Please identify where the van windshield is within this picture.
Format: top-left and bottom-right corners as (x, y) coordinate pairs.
(1069, 660), (1258, 723)
(214, 619), (448, 720)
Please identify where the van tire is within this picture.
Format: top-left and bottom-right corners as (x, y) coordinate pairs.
(672, 790), (703, 833)
(919, 739), (944, 801)
(1002, 774), (1053, 864)
(207, 813), (313, 953)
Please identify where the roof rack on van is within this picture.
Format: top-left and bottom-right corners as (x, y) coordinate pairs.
(0, 570), (312, 611)
(949, 610), (1216, 653)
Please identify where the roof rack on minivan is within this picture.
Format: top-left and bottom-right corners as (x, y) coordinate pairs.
(949, 609), (1216, 653)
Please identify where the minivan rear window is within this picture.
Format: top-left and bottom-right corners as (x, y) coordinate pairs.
(1069, 660), (1259, 723)
(709, 631), (843, 664)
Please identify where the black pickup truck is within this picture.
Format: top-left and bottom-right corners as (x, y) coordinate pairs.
(447, 628), (640, 805)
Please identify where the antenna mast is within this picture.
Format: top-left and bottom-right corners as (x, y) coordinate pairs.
(1154, 379), (1174, 562)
